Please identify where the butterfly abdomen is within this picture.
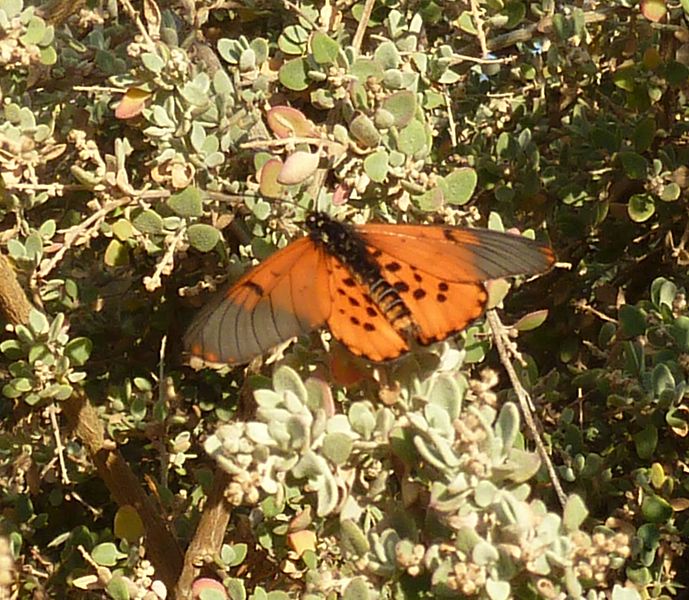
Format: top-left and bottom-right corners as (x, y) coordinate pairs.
(306, 213), (416, 337)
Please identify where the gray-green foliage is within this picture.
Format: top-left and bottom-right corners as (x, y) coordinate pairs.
(206, 365), (629, 598)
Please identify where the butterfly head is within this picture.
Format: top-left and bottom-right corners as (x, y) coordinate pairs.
(305, 212), (349, 246)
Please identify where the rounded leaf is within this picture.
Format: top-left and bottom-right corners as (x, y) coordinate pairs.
(641, 494), (673, 523)
(258, 158), (285, 198)
(279, 58), (310, 91)
(634, 424), (658, 459)
(92, 542), (124, 567)
(187, 224), (220, 252)
(132, 209), (164, 235)
(114, 88), (150, 120)
(114, 505), (145, 542)
(342, 577), (371, 600)
(322, 432), (353, 465)
(440, 167), (477, 206)
(311, 31), (339, 65)
(168, 187), (203, 217)
(363, 150), (389, 183)
(349, 113), (380, 148)
(266, 106), (316, 138)
(397, 119), (428, 157)
(277, 151), (319, 185)
(381, 90), (416, 128)
(65, 337), (92, 366)
(641, 0), (667, 22)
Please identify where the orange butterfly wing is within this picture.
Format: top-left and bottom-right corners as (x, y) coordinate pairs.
(184, 216), (555, 366)
(184, 237), (331, 365)
(323, 254), (409, 361)
(356, 224), (554, 346)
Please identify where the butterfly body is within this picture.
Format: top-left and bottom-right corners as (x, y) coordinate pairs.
(184, 213), (555, 366)
(305, 213), (416, 341)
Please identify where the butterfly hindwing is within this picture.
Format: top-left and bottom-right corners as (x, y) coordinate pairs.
(184, 238), (331, 364)
(323, 254), (409, 361)
(366, 245), (488, 345)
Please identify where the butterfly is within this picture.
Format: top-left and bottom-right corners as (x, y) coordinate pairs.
(183, 212), (555, 365)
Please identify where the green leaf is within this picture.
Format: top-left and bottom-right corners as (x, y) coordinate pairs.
(619, 304), (647, 337)
(397, 119), (427, 157)
(634, 425), (658, 460)
(666, 60), (689, 86)
(279, 58), (310, 91)
(627, 194), (655, 222)
(20, 16), (46, 45)
(29, 310), (49, 335)
(311, 31), (339, 65)
(169, 187), (203, 217)
(349, 113), (380, 148)
(563, 494), (588, 531)
(650, 277), (677, 309)
(342, 577), (370, 600)
(106, 575), (130, 600)
(322, 432), (353, 465)
(641, 494), (673, 522)
(513, 309), (548, 332)
(141, 52), (164, 73)
(65, 337), (92, 366)
(187, 224), (220, 252)
(278, 24), (309, 55)
(92, 542), (123, 566)
(439, 167), (477, 205)
(363, 149), (389, 183)
(104, 239), (129, 267)
(633, 117), (656, 153)
(381, 90), (416, 127)
(612, 65), (637, 91)
(132, 209), (164, 235)
(660, 182), (680, 202)
(502, 1), (526, 28)
(671, 316), (689, 351)
(39, 46), (57, 65)
(114, 506), (145, 542)
(373, 40), (400, 69)
(618, 151), (648, 179)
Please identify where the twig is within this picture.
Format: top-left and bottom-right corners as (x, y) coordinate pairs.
(240, 137), (342, 151)
(118, 0), (159, 50)
(36, 198), (131, 280)
(486, 310), (567, 508)
(448, 53), (514, 66)
(574, 299), (618, 324)
(144, 225), (187, 292)
(48, 404), (70, 485)
(445, 93), (457, 148)
(351, 0), (376, 55)
(283, 0), (319, 30)
(158, 335), (170, 489)
(484, 10), (609, 53)
(469, 0), (489, 58)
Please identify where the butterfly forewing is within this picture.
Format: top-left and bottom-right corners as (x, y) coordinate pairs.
(184, 238), (331, 364)
(357, 224), (554, 282)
